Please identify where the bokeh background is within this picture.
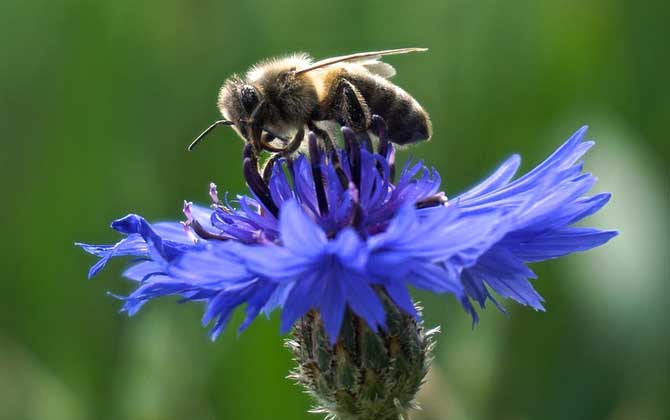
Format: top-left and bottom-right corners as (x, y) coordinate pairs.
(1, 0), (667, 419)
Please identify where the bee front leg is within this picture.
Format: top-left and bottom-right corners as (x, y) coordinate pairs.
(261, 153), (283, 184)
(260, 132), (282, 152)
(282, 128), (305, 156)
(260, 129), (305, 183)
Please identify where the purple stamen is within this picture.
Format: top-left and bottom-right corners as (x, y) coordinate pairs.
(348, 181), (359, 203)
(191, 220), (233, 241)
(388, 148), (396, 182)
(357, 131), (373, 152)
(242, 144), (279, 217)
(371, 115), (389, 157)
(243, 142), (255, 160)
(209, 183), (221, 205)
(342, 127), (361, 189)
(243, 158), (279, 217)
(183, 201), (194, 223)
(180, 221), (199, 244)
(308, 132), (329, 216)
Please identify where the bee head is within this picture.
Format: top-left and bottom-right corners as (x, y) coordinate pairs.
(194, 63), (313, 152)
(212, 78), (266, 143)
(189, 77), (282, 152)
(234, 72), (302, 144)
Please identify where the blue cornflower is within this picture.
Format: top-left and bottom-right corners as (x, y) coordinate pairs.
(77, 119), (616, 343)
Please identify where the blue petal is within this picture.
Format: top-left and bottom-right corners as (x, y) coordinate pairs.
(261, 282), (294, 316)
(384, 283), (418, 319)
(341, 272), (387, 332)
(111, 214), (191, 262)
(76, 234), (147, 258)
(229, 242), (315, 280)
(329, 228), (368, 271)
(122, 261), (165, 282)
(170, 244), (252, 285)
(464, 247), (544, 311)
(319, 267), (347, 344)
(279, 200), (327, 256)
(509, 227), (618, 262)
(458, 154), (521, 200)
(239, 282), (277, 333)
(409, 261), (464, 296)
(280, 271), (321, 333)
(460, 270), (507, 313)
(77, 234), (149, 279)
(202, 280), (263, 339)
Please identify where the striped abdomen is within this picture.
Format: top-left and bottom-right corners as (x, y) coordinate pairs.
(348, 73), (432, 145)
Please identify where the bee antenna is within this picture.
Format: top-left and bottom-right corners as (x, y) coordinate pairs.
(187, 120), (234, 151)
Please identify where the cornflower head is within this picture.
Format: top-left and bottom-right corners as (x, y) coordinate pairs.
(78, 117), (616, 419)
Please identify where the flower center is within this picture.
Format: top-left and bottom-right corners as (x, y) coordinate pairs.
(188, 116), (448, 243)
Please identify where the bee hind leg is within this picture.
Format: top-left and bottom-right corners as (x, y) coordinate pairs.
(328, 78), (375, 151)
(330, 78), (372, 132)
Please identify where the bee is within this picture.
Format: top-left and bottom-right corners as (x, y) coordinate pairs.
(188, 48), (432, 156)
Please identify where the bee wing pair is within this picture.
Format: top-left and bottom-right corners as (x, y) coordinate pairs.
(295, 47), (428, 77)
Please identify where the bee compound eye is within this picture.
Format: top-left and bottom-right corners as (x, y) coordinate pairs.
(240, 85), (259, 113)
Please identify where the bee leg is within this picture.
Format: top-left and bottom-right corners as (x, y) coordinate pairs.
(262, 129), (292, 144)
(281, 128), (305, 156)
(307, 122), (335, 153)
(331, 78), (372, 133)
(307, 122), (349, 188)
(263, 132), (275, 143)
(330, 78), (375, 151)
(260, 132), (286, 153)
(257, 129), (306, 184)
(261, 153), (283, 184)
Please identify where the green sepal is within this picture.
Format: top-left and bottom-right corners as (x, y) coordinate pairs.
(287, 290), (439, 420)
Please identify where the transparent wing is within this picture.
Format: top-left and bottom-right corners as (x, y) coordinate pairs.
(295, 47), (427, 76)
(358, 60), (396, 78)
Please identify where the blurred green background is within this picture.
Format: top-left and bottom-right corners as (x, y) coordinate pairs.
(1, 0), (667, 419)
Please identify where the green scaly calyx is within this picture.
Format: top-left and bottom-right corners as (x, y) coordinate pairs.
(287, 291), (439, 420)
